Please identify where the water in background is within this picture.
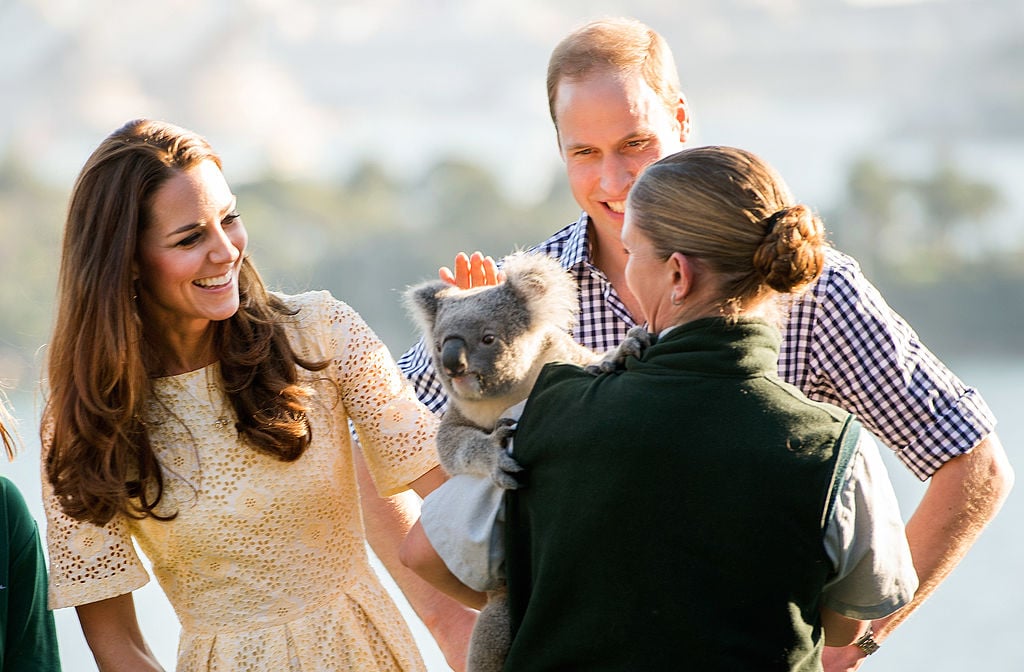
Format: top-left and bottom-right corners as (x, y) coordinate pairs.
(4, 358), (1021, 671)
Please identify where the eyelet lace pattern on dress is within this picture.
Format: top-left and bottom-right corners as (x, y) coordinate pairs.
(42, 291), (440, 671)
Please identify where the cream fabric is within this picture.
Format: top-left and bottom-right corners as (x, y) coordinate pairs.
(43, 291), (439, 671)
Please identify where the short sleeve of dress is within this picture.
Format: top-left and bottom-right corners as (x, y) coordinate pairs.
(40, 425), (149, 609)
(288, 291), (440, 496)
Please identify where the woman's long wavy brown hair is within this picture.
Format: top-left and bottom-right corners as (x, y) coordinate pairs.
(45, 119), (326, 526)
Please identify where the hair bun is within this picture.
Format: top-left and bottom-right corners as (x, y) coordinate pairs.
(752, 204), (826, 294)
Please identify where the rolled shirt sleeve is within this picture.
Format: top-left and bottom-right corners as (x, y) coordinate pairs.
(781, 248), (996, 480)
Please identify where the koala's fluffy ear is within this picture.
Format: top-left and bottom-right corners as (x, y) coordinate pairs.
(403, 280), (449, 336)
(501, 252), (579, 332)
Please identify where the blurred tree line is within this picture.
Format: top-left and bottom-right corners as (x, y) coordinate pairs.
(1, 148), (1021, 391)
(233, 157), (579, 357)
(828, 149), (1023, 360)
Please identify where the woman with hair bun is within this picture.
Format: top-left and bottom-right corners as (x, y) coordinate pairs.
(500, 146), (918, 670)
(403, 146), (920, 671)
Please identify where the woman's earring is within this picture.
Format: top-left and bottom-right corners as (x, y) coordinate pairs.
(671, 292), (683, 306)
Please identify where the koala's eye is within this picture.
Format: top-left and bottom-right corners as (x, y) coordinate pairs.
(481, 334), (496, 345)
(433, 341), (441, 352)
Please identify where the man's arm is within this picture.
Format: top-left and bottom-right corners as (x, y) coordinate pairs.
(791, 252), (1014, 669)
(881, 433), (1013, 636)
(355, 450), (477, 672)
(823, 432), (1014, 670)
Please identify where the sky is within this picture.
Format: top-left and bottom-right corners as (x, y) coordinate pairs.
(4, 0), (1021, 219)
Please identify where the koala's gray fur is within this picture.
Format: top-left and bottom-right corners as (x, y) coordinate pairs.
(405, 251), (647, 672)
(404, 251), (598, 489)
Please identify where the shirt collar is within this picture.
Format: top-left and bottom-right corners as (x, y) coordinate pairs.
(560, 211), (594, 272)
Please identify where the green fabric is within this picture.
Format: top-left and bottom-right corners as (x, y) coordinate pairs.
(504, 318), (854, 672)
(0, 476), (61, 671)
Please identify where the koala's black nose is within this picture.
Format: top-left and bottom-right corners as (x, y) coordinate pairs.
(441, 338), (469, 376)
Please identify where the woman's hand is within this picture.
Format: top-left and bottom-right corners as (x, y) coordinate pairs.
(439, 252), (505, 289)
(821, 643), (868, 672)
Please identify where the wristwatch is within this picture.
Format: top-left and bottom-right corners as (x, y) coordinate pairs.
(854, 627), (880, 656)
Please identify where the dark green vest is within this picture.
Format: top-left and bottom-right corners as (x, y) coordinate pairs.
(504, 318), (858, 672)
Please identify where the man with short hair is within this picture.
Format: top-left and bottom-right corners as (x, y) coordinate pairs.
(399, 17), (1013, 670)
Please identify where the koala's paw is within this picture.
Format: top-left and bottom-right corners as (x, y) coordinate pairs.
(490, 419), (523, 490)
(491, 451), (523, 490)
(586, 326), (652, 373)
(621, 326), (652, 357)
(492, 417), (517, 447)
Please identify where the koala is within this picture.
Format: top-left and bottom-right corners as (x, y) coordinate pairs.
(405, 251), (604, 489)
(405, 251), (648, 672)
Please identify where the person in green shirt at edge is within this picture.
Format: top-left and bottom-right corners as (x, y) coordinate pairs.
(1, 392), (60, 671)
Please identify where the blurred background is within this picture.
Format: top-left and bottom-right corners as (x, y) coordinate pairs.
(1, 0), (1021, 670)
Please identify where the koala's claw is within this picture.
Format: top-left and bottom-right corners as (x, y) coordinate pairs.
(620, 326), (652, 357)
(492, 450), (524, 490)
(492, 419), (517, 446)
(586, 326), (652, 373)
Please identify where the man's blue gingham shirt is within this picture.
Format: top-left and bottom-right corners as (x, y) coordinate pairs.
(397, 212), (996, 481)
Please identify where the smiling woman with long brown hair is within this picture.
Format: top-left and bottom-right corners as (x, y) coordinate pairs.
(41, 119), (470, 671)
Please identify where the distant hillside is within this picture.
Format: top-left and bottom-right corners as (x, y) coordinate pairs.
(4, 152), (1018, 395)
